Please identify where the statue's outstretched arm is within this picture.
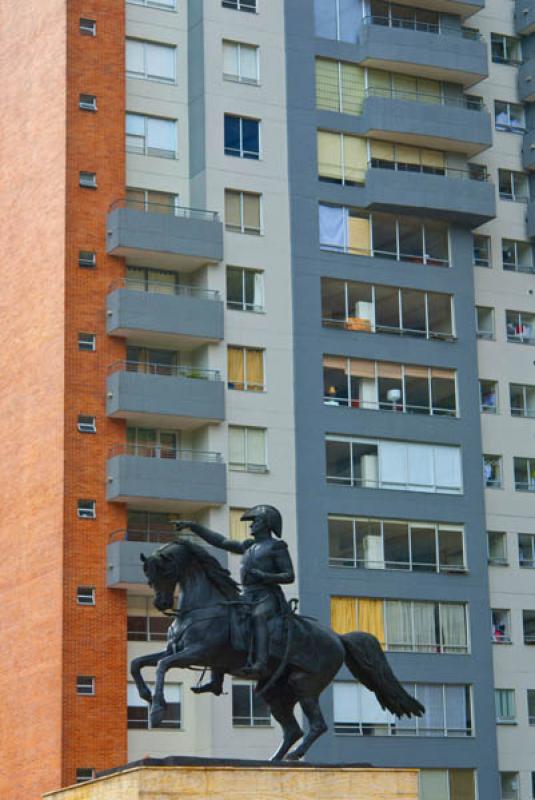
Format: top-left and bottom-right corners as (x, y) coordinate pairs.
(175, 521), (245, 554)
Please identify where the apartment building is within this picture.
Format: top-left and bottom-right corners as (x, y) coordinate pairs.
(2, 0), (535, 798)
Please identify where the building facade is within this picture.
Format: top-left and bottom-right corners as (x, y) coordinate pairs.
(1, 0), (534, 798)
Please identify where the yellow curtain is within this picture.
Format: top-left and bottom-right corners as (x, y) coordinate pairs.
(392, 73), (417, 101)
(357, 598), (385, 645)
(370, 140), (394, 161)
(449, 770), (476, 800)
(341, 62), (365, 115)
(225, 190), (241, 228)
(316, 58), (340, 112)
(343, 135), (368, 184)
(246, 348), (264, 391)
(348, 213), (370, 255)
(367, 68), (391, 98)
(243, 193), (261, 232)
(228, 347), (245, 389)
(349, 359), (375, 379)
(418, 78), (441, 105)
(396, 144), (421, 165)
(331, 597), (357, 634)
(421, 148), (445, 169)
(317, 131), (343, 182)
(229, 508), (249, 541)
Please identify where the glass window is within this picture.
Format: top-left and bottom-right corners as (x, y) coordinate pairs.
(514, 457), (535, 491)
(500, 772), (519, 800)
(128, 682), (180, 728)
(492, 608), (511, 643)
(491, 33), (522, 65)
(223, 41), (259, 84)
(222, 0), (257, 12)
(475, 306), (494, 339)
(77, 499), (96, 519)
(232, 681), (271, 726)
(479, 380), (498, 413)
(495, 689), (516, 723)
(76, 676), (95, 695)
(126, 113), (176, 158)
(228, 346), (265, 391)
(502, 239), (533, 272)
(510, 384), (535, 417)
(229, 426), (267, 472)
(527, 690), (535, 724)
(483, 454), (502, 488)
(226, 267), (264, 312)
(77, 586), (96, 605)
(523, 610), (535, 643)
(507, 310), (535, 343)
(495, 101), (525, 133)
(488, 531), (508, 565)
(225, 190), (262, 234)
(519, 534), (535, 568)
(224, 115), (260, 159)
(473, 234), (491, 267)
(126, 39), (176, 83)
(127, 596), (169, 641)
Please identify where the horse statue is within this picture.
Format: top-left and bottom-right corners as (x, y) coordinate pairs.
(131, 507), (424, 761)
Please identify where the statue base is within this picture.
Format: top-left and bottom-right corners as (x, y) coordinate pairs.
(44, 757), (419, 800)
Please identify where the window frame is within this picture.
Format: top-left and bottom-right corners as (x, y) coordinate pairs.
(78, 250), (96, 268)
(483, 454), (503, 489)
(229, 425), (268, 472)
(226, 266), (264, 313)
(77, 500), (96, 520)
(79, 18), (96, 36)
(232, 680), (272, 727)
(78, 415), (96, 434)
(126, 112), (177, 159)
(79, 171), (97, 189)
(77, 586), (96, 606)
(78, 332), (96, 352)
(223, 40), (260, 85)
(495, 688), (516, 724)
(76, 676), (95, 696)
(127, 0), (176, 9)
(79, 94), (97, 112)
(225, 189), (263, 235)
(222, 0), (257, 12)
(473, 234), (491, 268)
(495, 100), (526, 133)
(224, 115), (261, 159)
(127, 681), (181, 729)
(227, 346), (266, 392)
(126, 38), (176, 84)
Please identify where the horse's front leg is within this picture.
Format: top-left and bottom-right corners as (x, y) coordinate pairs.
(151, 646), (207, 728)
(131, 650), (167, 704)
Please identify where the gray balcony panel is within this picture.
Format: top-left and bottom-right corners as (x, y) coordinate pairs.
(107, 370), (225, 428)
(362, 96), (492, 156)
(107, 454), (227, 511)
(361, 168), (496, 226)
(516, 0), (535, 35)
(107, 288), (224, 346)
(359, 23), (488, 87)
(106, 207), (223, 269)
(522, 130), (535, 171)
(527, 202), (535, 238)
(519, 57), (535, 103)
(390, 0), (483, 17)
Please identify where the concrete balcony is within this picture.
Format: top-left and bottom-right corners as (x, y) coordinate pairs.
(516, 0), (535, 35)
(363, 165), (495, 226)
(358, 18), (488, 87)
(107, 362), (225, 429)
(106, 282), (224, 349)
(527, 202), (535, 238)
(361, 93), (492, 156)
(522, 130), (535, 171)
(106, 199), (223, 270)
(107, 445), (227, 512)
(519, 57), (535, 103)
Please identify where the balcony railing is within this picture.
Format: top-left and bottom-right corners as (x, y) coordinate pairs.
(322, 318), (456, 342)
(108, 360), (221, 381)
(323, 396), (456, 417)
(109, 277), (220, 301)
(328, 556), (467, 573)
(368, 160), (489, 181)
(362, 14), (481, 39)
(109, 197), (219, 222)
(365, 85), (485, 110)
(109, 443), (223, 463)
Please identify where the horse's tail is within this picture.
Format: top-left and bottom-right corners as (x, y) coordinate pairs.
(340, 632), (424, 718)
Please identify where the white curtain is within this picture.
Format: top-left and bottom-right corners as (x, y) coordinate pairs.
(126, 113), (144, 136)
(440, 604), (466, 652)
(126, 39), (144, 74)
(247, 428), (266, 466)
(445, 685), (467, 733)
(229, 428), (246, 465)
(253, 272), (264, 309)
(319, 204), (346, 249)
(223, 42), (239, 76)
(359, 684), (393, 725)
(363, 530), (384, 569)
(333, 682), (359, 724)
(417, 685), (444, 735)
(147, 118), (176, 151)
(420, 771), (449, 800)
(385, 600), (412, 650)
(378, 441), (407, 489)
(434, 446), (462, 492)
(146, 43), (175, 81)
(413, 602), (436, 652)
(407, 444), (434, 492)
(240, 44), (258, 81)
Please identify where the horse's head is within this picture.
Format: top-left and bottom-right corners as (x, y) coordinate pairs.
(140, 540), (190, 611)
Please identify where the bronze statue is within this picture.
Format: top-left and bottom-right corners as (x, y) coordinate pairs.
(131, 505), (424, 761)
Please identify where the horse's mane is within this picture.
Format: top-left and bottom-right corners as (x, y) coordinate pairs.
(157, 539), (240, 600)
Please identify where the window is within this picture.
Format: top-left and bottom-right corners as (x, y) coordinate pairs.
(475, 306), (494, 339)
(499, 172), (529, 203)
(222, 0), (257, 12)
(126, 188), (178, 214)
(510, 384), (535, 417)
(232, 681), (271, 726)
(524, 610), (535, 643)
(495, 689), (516, 723)
(128, 0), (176, 8)
(367, 1), (441, 33)
(76, 676), (95, 696)
(528, 690), (535, 724)
(126, 39), (175, 83)
(323, 356), (457, 417)
(225, 190), (262, 234)
(507, 311), (535, 344)
(495, 101), (525, 133)
(491, 33), (522, 65)
(126, 113), (176, 158)
(330, 596), (469, 654)
(480, 380), (498, 414)
(483, 455), (502, 488)
(314, 0), (361, 42)
(76, 768), (95, 783)
(127, 510), (177, 543)
(79, 94), (97, 111)
(325, 436), (463, 494)
(328, 515), (466, 573)
(126, 427), (180, 459)
(77, 586), (95, 606)
(316, 59), (365, 115)
(224, 115), (260, 159)
(334, 681), (472, 737)
(230, 508), (250, 541)
(223, 41), (259, 84)
(77, 415), (96, 434)
(228, 346), (265, 391)
(77, 500), (96, 520)
(128, 682), (181, 728)
(226, 267), (264, 312)
(79, 250), (96, 268)
(321, 278), (455, 341)
(488, 532), (508, 566)
(318, 204), (450, 267)
(420, 770), (476, 800)
(79, 171), (97, 188)
(317, 131), (367, 185)
(502, 239), (533, 272)
(78, 333), (96, 351)
(519, 534), (535, 567)
(229, 426), (267, 472)
(514, 457), (535, 491)
(128, 596), (169, 642)
(501, 772), (519, 800)
(369, 139), (448, 177)
(492, 609), (512, 643)
(79, 18), (96, 36)
(473, 234), (491, 267)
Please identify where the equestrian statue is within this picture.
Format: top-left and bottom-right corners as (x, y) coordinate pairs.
(131, 504), (424, 761)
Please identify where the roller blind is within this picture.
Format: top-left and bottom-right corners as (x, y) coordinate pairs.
(225, 190), (241, 227)
(407, 444), (434, 490)
(349, 359), (375, 378)
(421, 148), (445, 168)
(246, 349), (264, 389)
(431, 368), (455, 380)
(146, 118), (175, 151)
(324, 355), (347, 370)
(318, 131), (342, 181)
(419, 771), (449, 800)
(419, 78), (441, 104)
(146, 43), (175, 81)
(341, 63), (365, 114)
(229, 427), (246, 464)
(378, 362), (402, 379)
(316, 58), (340, 112)
(393, 73), (417, 100)
(397, 144), (421, 165)
(370, 140), (394, 161)
(246, 428), (266, 465)
(331, 596), (357, 634)
(348, 213), (370, 254)
(126, 39), (144, 74)
(367, 68), (391, 95)
(230, 508), (249, 541)
(379, 441), (407, 487)
(223, 42), (239, 76)
(243, 193), (261, 231)
(343, 135), (368, 184)
(434, 446), (462, 491)
(405, 365), (428, 378)
(240, 45), (258, 81)
(228, 347), (245, 387)
(449, 770), (476, 800)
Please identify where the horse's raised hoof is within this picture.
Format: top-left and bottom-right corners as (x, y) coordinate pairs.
(285, 749), (304, 762)
(150, 702), (167, 728)
(139, 688), (153, 704)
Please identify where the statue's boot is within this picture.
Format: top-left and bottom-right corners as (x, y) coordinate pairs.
(191, 670), (224, 696)
(243, 624), (270, 678)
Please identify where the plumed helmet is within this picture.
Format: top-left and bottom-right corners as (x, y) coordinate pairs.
(240, 505), (283, 538)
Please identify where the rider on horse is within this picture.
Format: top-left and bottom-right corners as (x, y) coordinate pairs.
(175, 505), (294, 694)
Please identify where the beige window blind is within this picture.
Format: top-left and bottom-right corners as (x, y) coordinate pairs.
(316, 58), (340, 112)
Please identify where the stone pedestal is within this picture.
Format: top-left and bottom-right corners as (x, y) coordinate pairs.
(44, 758), (419, 800)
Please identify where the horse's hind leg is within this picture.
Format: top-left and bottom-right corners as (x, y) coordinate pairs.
(285, 672), (328, 761)
(263, 683), (303, 762)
